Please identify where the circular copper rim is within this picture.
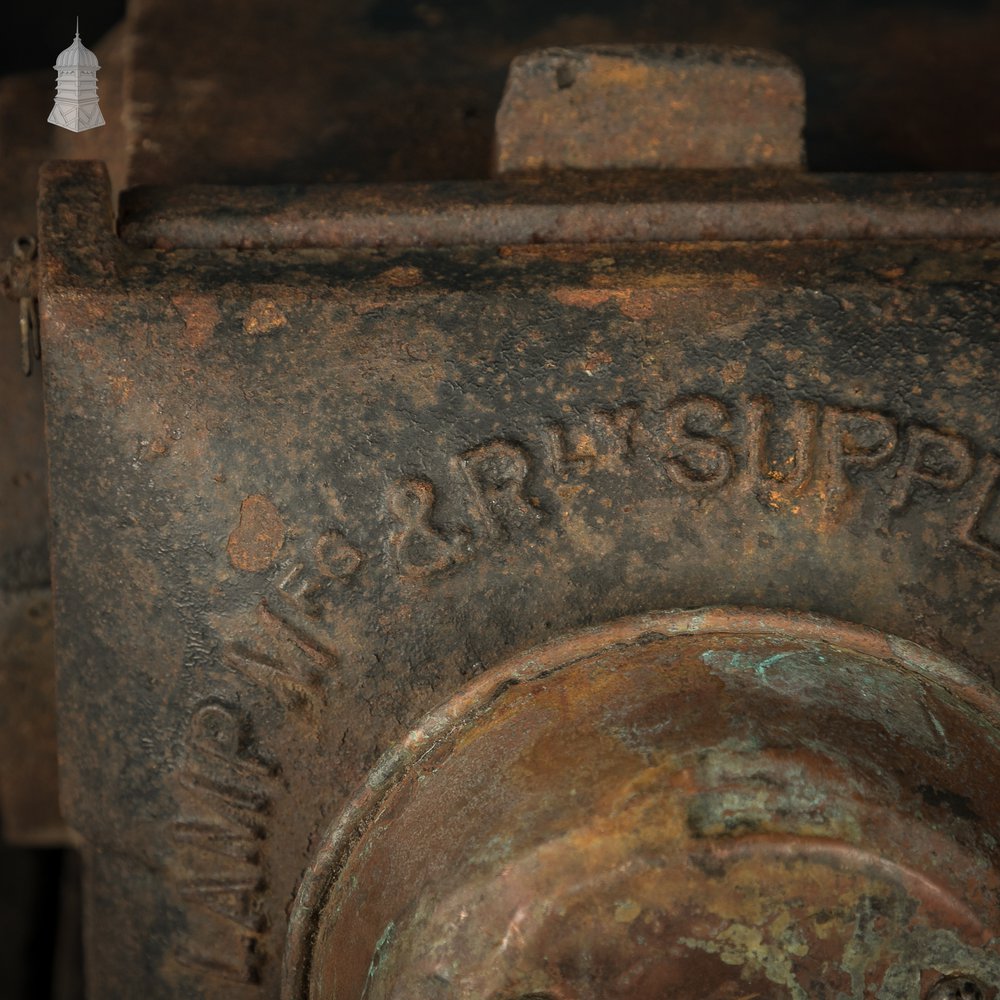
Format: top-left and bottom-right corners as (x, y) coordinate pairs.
(281, 607), (1000, 999)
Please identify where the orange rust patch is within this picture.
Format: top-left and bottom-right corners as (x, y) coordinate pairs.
(243, 298), (288, 336)
(877, 265), (906, 280)
(549, 287), (665, 320)
(145, 439), (170, 460)
(350, 296), (393, 316)
(720, 360), (747, 385)
(171, 293), (220, 350)
(108, 374), (134, 404)
(227, 495), (285, 572)
(379, 265), (424, 287)
(583, 350), (613, 373)
(618, 289), (657, 320)
(550, 286), (656, 319)
(551, 288), (618, 309)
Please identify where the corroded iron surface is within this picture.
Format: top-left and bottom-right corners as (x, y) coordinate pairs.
(285, 611), (1000, 999)
(118, 173), (1000, 250)
(38, 160), (1000, 998)
(493, 45), (805, 173)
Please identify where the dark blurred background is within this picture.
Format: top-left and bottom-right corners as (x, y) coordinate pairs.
(3, 0), (1000, 176)
(1, 2), (125, 76)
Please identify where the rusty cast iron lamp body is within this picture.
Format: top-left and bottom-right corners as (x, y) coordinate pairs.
(23, 42), (1000, 1000)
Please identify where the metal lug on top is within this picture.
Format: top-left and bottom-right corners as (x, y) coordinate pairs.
(493, 44), (806, 175)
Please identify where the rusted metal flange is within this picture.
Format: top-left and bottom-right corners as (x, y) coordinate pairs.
(284, 610), (1000, 1000)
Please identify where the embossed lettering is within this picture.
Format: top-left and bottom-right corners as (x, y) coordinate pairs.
(746, 397), (818, 505)
(459, 440), (543, 539)
(176, 936), (264, 984)
(223, 601), (335, 711)
(225, 396), (1000, 610)
(662, 396), (735, 492)
(272, 527), (364, 619)
(960, 453), (1000, 564)
(548, 405), (640, 475)
(314, 529), (363, 579)
(890, 425), (975, 512)
(173, 593), (343, 977)
(172, 701), (274, 984)
(819, 407), (897, 514)
(275, 561), (327, 618)
(171, 814), (262, 863)
(388, 477), (466, 575)
(178, 874), (265, 932)
(593, 405), (640, 460)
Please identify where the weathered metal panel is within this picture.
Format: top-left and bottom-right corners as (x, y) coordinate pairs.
(39, 160), (1000, 997)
